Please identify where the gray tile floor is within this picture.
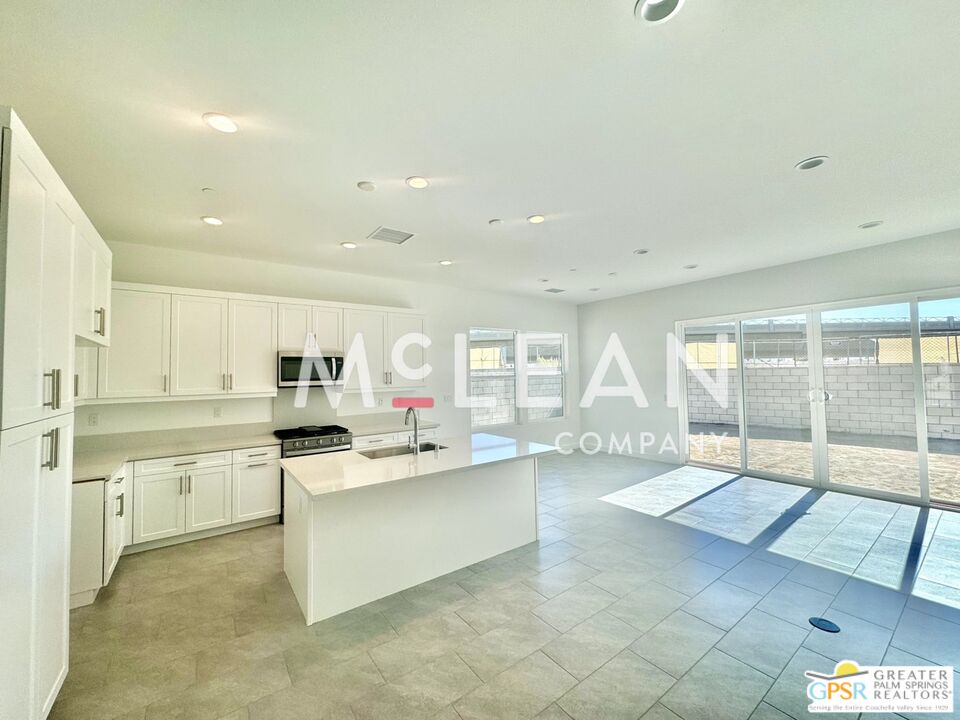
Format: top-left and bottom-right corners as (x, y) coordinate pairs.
(54, 453), (960, 720)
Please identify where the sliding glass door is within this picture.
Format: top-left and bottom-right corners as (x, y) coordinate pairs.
(741, 315), (816, 480)
(681, 289), (960, 508)
(919, 297), (960, 505)
(818, 303), (921, 499)
(682, 322), (740, 469)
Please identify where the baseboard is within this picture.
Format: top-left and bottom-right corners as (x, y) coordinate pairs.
(123, 516), (279, 554)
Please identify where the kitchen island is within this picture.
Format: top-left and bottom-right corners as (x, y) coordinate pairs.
(280, 433), (556, 624)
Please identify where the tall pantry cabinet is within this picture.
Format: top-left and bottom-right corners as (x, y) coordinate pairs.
(0, 107), (111, 719)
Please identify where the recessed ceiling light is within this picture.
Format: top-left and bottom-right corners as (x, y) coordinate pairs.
(357, 181), (376, 192)
(488, 219), (503, 226)
(795, 156), (829, 171)
(538, 278), (550, 283)
(635, 0), (685, 24)
(438, 260), (453, 266)
(569, 268), (577, 272)
(201, 187), (215, 194)
(633, 248), (649, 255)
(405, 176), (429, 189)
(340, 242), (358, 249)
(202, 113), (238, 133)
(201, 216), (223, 226)
(858, 220), (884, 229)
(588, 288), (600, 292)
(527, 215), (546, 224)
(608, 272), (618, 277)
(683, 263), (699, 269)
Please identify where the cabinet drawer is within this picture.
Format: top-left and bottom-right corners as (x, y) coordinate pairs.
(352, 433), (399, 449)
(134, 450), (231, 476)
(232, 445), (281, 464)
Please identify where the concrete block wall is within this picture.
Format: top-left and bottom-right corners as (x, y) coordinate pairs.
(686, 363), (960, 440)
(470, 373), (563, 426)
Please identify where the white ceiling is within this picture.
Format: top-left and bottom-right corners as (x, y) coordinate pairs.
(2, 1), (960, 304)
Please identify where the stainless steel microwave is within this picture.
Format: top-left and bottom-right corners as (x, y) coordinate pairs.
(277, 352), (344, 387)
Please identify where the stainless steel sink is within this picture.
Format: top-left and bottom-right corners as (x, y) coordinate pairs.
(358, 442), (447, 460)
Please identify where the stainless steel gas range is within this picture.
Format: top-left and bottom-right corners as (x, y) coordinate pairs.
(273, 424), (352, 521)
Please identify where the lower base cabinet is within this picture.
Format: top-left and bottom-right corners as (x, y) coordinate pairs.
(132, 446), (280, 546)
(232, 459), (281, 522)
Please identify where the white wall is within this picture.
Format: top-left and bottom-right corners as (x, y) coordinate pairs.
(82, 241), (581, 445)
(577, 229), (960, 462)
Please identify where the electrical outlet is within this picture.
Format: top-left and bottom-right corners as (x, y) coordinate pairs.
(87, 413), (99, 427)
(213, 406), (223, 418)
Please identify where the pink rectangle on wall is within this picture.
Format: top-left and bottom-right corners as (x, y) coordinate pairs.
(392, 397), (434, 409)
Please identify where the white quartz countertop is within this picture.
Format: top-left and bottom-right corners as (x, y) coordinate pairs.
(281, 433), (556, 497)
(72, 432), (280, 482)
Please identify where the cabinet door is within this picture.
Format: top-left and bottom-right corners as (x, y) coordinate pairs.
(387, 313), (427, 389)
(278, 303), (313, 351)
(74, 343), (99, 401)
(1, 129), (48, 429)
(228, 299), (277, 393)
(343, 309), (387, 390)
(71, 480), (105, 598)
(133, 470), (185, 543)
(73, 232), (97, 341)
(232, 459), (280, 522)
(34, 416), (72, 718)
(186, 466), (231, 532)
(170, 295), (228, 395)
(0, 421), (44, 719)
(103, 469), (126, 584)
(97, 289), (171, 398)
(313, 307), (343, 351)
(41, 200), (76, 416)
(93, 253), (112, 344)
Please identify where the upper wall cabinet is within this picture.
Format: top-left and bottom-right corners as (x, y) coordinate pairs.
(170, 295), (229, 396)
(278, 304), (342, 352)
(228, 299), (277, 393)
(387, 313), (427, 390)
(74, 229), (112, 346)
(342, 309), (426, 391)
(97, 289), (171, 398)
(1, 109), (104, 429)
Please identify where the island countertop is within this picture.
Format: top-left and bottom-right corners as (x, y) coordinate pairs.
(280, 432), (557, 497)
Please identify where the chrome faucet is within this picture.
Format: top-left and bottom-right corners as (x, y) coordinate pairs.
(404, 406), (420, 455)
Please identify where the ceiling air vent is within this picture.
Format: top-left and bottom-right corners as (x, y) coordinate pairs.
(367, 226), (415, 245)
(544, 288), (566, 294)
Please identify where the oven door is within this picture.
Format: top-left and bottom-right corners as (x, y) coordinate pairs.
(277, 353), (343, 387)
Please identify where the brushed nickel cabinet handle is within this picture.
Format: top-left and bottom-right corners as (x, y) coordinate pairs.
(179, 476), (183, 495)
(173, 460), (197, 467)
(117, 492), (125, 517)
(94, 307), (106, 336)
(74, 373), (79, 398)
(43, 369), (62, 409)
(41, 429), (56, 470)
(187, 475), (192, 494)
(162, 374), (168, 393)
(247, 462), (268, 468)
(247, 452), (269, 458)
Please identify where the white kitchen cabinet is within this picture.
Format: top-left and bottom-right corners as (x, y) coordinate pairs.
(71, 479), (105, 607)
(313, 307), (342, 351)
(387, 312), (427, 389)
(186, 465), (232, 532)
(278, 303), (342, 352)
(351, 432), (399, 449)
(74, 343), (99, 401)
(104, 466), (127, 584)
(73, 229), (111, 346)
(232, 458), (280, 522)
(228, 299), (277, 393)
(278, 303), (312, 350)
(133, 470), (186, 543)
(170, 294), (229, 395)
(343, 309), (387, 390)
(1, 112), (77, 429)
(0, 415), (72, 720)
(97, 289), (171, 398)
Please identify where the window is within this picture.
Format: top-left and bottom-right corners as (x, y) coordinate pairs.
(469, 328), (566, 428)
